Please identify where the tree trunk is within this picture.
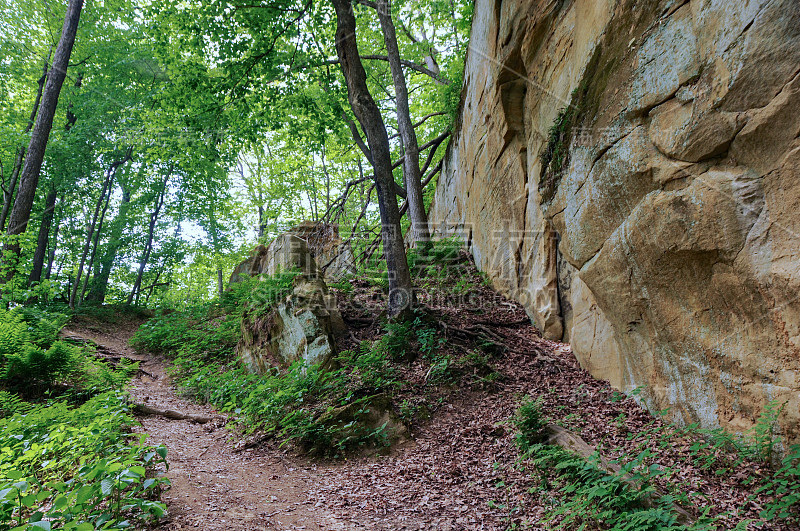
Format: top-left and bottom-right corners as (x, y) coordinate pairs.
(85, 181), (132, 303)
(1, 149), (24, 234)
(128, 169), (169, 305)
(28, 187), (57, 286)
(69, 148), (131, 308)
(376, 0), (430, 244)
(45, 221), (59, 281)
(3, 0), (84, 278)
(79, 148), (130, 304)
(79, 173), (115, 303)
(332, 0), (412, 317)
(0, 50), (51, 233)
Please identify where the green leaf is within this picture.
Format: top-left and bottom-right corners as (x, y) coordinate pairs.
(6, 470), (24, 480)
(100, 478), (115, 496)
(75, 485), (95, 505)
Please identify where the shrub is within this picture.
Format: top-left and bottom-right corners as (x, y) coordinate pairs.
(513, 396), (547, 454)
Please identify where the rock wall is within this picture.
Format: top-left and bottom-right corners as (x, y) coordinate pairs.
(430, 0), (800, 440)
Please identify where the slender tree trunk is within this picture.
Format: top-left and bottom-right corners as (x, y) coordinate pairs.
(207, 201), (224, 298)
(28, 187), (57, 286)
(69, 156), (121, 308)
(3, 0), (83, 279)
(45, 221), (59, 280)
(332, 0), (412, 316)
(79, 149), (130, 304)
(85, 182), (131, 303)
(128, 169), (169, 305)
(1, 149), (24, 234)
(258, 201), (266, 241)
(376, 0), (430, 244)
(1, 51), (51, 233)
(79, 175), (114, 303)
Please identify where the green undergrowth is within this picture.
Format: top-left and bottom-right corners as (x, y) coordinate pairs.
(173, 337), (402, 457)
(0, 306), (138, 398)
(0, 305), (167, 530)
(511, 396), (800, 530)
(0, 392), (169, 530)
(131, 272), (298, 363)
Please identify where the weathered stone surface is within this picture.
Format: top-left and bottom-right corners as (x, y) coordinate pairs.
(231, 233), (344, 374)
(430, 0), (800, 442)
(315, 394), (408, 455)
(291, 222), (357, 281)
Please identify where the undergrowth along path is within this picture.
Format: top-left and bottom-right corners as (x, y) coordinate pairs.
(64, 318), (353, 531)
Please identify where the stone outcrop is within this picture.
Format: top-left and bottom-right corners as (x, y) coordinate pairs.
(231, 233), (345, 373)
(291, 222), (357, 281)
(430, 0), (800, 441)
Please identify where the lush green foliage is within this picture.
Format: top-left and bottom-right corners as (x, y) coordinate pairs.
(0, 392), (169, 530)
(174, 340), (401, 456)
(0, 307), (135, 392)
(131, 272), (299, 361)
(132, 272), (404, 456)
(757, 445), (800, 521)
(513, 396), (547, 454)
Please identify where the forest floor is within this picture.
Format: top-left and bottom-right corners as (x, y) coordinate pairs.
(62, 270), (788, 530)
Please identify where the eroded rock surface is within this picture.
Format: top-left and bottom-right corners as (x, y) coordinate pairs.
(231, 233), (344, 373)
(430, 0), (800, 440)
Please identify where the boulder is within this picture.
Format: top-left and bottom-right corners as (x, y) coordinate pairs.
(314, 394), (409, 455)
(231, 233), (345, 374)
(291, 222), (357, 281)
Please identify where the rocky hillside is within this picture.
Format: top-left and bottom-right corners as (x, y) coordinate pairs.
(430, 0), (800, 441)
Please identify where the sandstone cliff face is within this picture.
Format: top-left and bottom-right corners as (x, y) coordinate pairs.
(430, 0), (800, 440)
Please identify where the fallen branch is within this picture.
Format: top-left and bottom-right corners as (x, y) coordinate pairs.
(133, 404), (223, 425)
(472, 317), (531, 327)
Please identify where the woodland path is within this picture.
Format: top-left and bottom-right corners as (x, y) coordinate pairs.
(62, 318), (358, 531)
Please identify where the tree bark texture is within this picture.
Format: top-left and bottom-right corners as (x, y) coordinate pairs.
(331, 0), (412, 316)
(4, 0), (84, 278)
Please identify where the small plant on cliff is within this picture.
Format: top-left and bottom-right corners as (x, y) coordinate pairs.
(538, 84), (589, 203)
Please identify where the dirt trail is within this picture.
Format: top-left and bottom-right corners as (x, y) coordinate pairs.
(63, 320), (356, 531)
